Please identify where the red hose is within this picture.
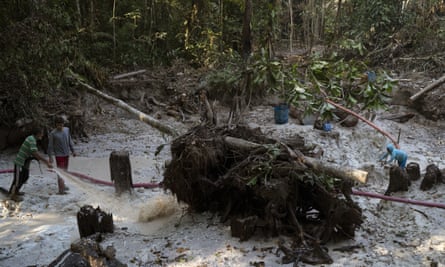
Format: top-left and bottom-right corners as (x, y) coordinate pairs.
(2, 168), (160, 188)
(2, 168), (445, 207)
(325, 99), (400, 149)
(352, 189), (445, 209)
(66, 170), (160, 189)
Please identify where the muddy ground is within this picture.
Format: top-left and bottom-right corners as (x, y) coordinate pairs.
(1, 67), (445, 266)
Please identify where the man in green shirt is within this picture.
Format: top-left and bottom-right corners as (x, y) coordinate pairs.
(9, 126), (53, 200)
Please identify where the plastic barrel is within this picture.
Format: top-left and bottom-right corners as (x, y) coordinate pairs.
(274, 104), (289, 124)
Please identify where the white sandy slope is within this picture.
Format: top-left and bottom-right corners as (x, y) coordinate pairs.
(1, 103), (444, 267)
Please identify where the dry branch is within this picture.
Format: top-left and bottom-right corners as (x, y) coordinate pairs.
(112, 69), (146, 80)
(76, 79), (179, 137)
(108, 78), (155, 85)
(224, 136), (368, 184)
(410, 74), (445, 101)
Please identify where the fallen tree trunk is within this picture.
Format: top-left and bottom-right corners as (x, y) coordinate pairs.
(224, 136), (368, 184)
(380, 113), (415, 123)
(163, 124), (363, 264)
(410, 74), (445, 102)
(76, 79), (179, 137)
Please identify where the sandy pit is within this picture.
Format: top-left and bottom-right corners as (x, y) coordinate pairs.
(1, 103), (444, 267)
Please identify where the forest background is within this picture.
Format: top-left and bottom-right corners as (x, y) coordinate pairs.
(1, 0), (445, 133)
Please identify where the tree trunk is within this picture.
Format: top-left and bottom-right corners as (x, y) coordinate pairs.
(74, 78), (179, 136)
(109, 151), (133, 195)
(241, 0), (252, 60)
(112, 0), (117, 62)
(223, 136), (368, 184)
(409, 74), (445, 101)
(288, 0), (293, 52)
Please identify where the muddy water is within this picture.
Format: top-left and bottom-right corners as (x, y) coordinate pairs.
(55, 156), (181, 236)
(68, 156), (159, 183)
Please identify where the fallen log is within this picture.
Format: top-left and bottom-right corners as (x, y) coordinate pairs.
(223, 136), (368, 184)
(75, 79), (179, 137)
(410, 74), (445, 102)
(163, 124), (364, 262)
(380, 113), (415, 123)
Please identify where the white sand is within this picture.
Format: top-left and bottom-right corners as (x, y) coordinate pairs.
(0, 103), (444, 267)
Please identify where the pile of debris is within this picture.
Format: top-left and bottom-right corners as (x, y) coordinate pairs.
(163, 124), (364, 265)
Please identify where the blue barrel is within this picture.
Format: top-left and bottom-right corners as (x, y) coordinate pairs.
(274, 104), (289, 124)
(323, 122), (332, 132)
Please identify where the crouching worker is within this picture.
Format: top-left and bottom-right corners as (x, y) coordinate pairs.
(379, 143), (408, 169)
(9, 126), (53, 200)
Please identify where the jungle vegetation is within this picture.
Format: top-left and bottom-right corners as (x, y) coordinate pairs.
(1, 0), (445, 126)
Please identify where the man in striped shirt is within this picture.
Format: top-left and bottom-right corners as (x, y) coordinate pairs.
(9, 126), (53, 200)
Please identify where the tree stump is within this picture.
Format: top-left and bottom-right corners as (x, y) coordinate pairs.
(109, 150), (133, 195)
(76, 205), (113, 238)
(406, 162), (420, 181)
(230, 216), (258, 241)
(385, 166), (410, 195)
(420, 164), (442, 191)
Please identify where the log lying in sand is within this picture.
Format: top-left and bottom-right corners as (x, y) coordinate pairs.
(303, 156), (368, 184)
(380, 113), (415, 123)
(76, 80), (179, 137)
(224, 136), (368, 184)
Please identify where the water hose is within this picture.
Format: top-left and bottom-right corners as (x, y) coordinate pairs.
(325, 99), (400, 149)
(352, 189), (445, 209)
(67, 170), (160, 189)
(3, 168), (444, 208)
(1, 168), (160, 189)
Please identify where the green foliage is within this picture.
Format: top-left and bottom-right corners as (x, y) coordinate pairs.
(251, 49), (284, 96)
(0, 14), (74, 125)
(298, 171), (337, 191)
(339, 39), (367, 56)
(1, 0), (440, 128)
(204, 51), (244, 97)
(342, 0), (403, 42)
(307, 57), (396, 120)
(247, 144), (281, 186)
(251, 49), (309, 104)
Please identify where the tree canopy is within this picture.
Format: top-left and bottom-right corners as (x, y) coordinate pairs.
(1, 0), (444, 126)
